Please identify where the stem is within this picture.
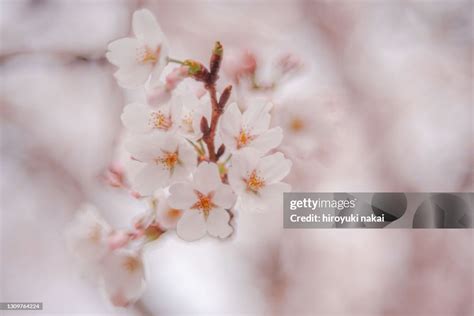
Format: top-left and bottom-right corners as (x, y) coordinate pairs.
(167, 57), (184, 65)
(203, 84), (221, 162)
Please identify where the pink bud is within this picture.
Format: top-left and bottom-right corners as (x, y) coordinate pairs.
(224, 50), (257, 82)
(110, 291), (130, 307)
(108, 231), (129, 250)
(104, 164), (124, 188)
(130, 191), (141, 199)
(146, 84), (171, 107)
(165, 65), (189, 90)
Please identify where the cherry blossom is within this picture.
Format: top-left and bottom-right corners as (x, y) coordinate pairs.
(66, 204), (111, 263)
(70, 7), (296, 308)
(168, 162), (236, 241)
(178, 92), (212, 141)
(67, 205), (146, 307)
(106, 9), (169, 88)
(219, 101), (283, 155)
(100, 249), (146, 307)
(121, 98), (181, 134)
(152, 191), (184, 230)
(125, 133), (197, 195)
(228, 148), (292, 212)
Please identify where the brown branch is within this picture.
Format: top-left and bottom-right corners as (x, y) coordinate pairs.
(198, 42), (231, 162)
(203, 84), (220, 161)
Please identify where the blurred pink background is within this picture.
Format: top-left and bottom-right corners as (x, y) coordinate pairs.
(1, 1), (472, 315)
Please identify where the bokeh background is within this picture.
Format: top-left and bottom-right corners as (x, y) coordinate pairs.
(1, 0), (472, 315)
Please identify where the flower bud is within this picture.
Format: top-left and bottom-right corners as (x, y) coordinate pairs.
(200, 116), (210, 136)
(184, 60), (209, 82)
(218, 85), (232, 111)
(165, 66), (188, 90)
(146, 84), (171, 107)
(209, 41), (223, 83)
(108, 231), (129, 250)
(216, 144), (226, 160)
(144, 225), (164, 242)
(224, 50), (257, 82)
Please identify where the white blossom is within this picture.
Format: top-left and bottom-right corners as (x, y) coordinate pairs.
(121, 98), (181, 134)
(219, 100), (283, 155)
(178, 93), (212, 141)
(125, 133), (197, 195)
(228, 148), (292, 212)
(106, 9), (169, 88)
(67, 205), (146, 307)
(153, 191), (183, 230)
(168, 162), (235, 241)
(100, 249), (146, 307)
(66, 204), (111, 263)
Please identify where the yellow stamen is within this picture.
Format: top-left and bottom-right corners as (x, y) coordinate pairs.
(156, 151), (179, 170)
(191, 191), (216, 218)
(88, 224), (102, 243)
(123, 256), (140, 273)
(150, 111), (172, 130)
(182, 114), (194, 133)
(290, 117), (304, 132)
(245, 170), (265, 193)
(167, 208), (182, 219)
(236, 129), (255, 149)
(138, 46), (161, 65)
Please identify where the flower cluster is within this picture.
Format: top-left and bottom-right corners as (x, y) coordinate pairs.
(67, 9), (292, 307)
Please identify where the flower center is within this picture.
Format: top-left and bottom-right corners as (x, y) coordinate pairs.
(236, 129), (255, 149)
(191, 191), (216, 217)
(290, 117), (304, 132)
(123, 256), (140, 273)
(137, 45), (161, 65)
(150, 111), (172, 130)
(88, 224), (102, 243)
(156, 151), (179, 170)
(167, 208), (182, 219)
(245, 170), (265, 193)
(181, 114), (194, 133)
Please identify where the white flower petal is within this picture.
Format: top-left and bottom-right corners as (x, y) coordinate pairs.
(159, 133), (180, 152)
(125, 135), (163, 162)
(176, 210), (207, 241)
(192, 162), (221, 194)
(114, 64), (153, 89)
(121, 103), (152, 133)
(249, 127), (283, 154)
(228, 148), (259, 193)
(156, 195), (183, 230)
(242, 100), (272, 132)
(133, 164), (168, 195)
(168, 182), (196, 209)
(132, 9), (165, 49)
(65, 204), (110, 262)
(238, 191), (267, 212)
(101, 250), (145, 307)
(170, 164), (189, 182)
(259, 182), (291, 211)
(106, 38), (139, 67)
(177, 141), (197, 170)
(213, 184), (236, 209)
(220, 102), (242, 139)
(258, 151), (292, 183)
(206, 208), (232, 238)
